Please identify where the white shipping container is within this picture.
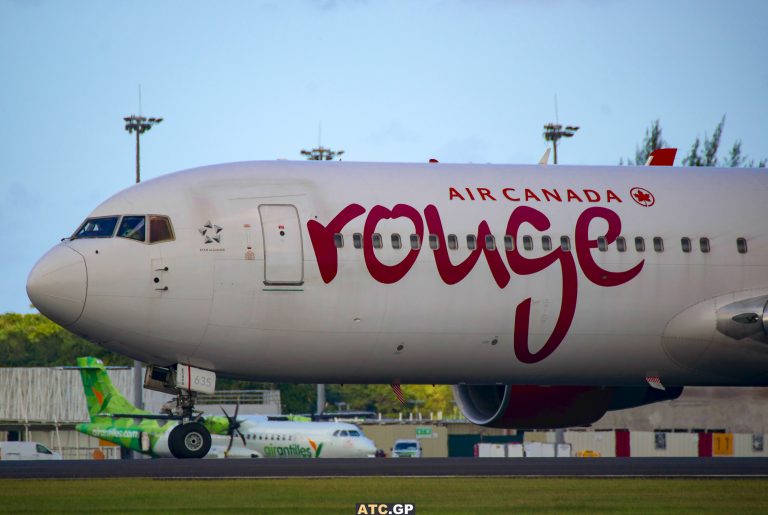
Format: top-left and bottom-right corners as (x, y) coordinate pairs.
(556, 443), (572, 457)
(476, 443), (506, 457)
(524, 442), (556, 457)
(506, 443), (524, 458)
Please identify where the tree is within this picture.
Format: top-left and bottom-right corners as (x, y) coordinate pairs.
(0, 313), (132, 367)
(625, 117), (766, 168)
(623, 119), (667, 165)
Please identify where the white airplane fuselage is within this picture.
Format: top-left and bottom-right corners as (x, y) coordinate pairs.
(28, 161), (768, 387)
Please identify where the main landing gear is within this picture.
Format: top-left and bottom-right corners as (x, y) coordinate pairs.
(144, 363), (217, 459)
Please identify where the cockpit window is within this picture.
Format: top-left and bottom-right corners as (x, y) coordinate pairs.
(149, 216), (174, 243)
(348, 430), (361, 437)
(338, 430), (349, 437)
(117, 216), (146, 242)
(73, 216), (119, 239)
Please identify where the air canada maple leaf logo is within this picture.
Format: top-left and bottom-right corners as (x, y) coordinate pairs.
(199, 221), (223, 244)
(630, 187), (655, 207)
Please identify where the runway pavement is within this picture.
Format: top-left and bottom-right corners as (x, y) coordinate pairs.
(3, 457), (768, 479)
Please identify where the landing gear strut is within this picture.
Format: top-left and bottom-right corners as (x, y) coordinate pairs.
(144, 363), (216, 459)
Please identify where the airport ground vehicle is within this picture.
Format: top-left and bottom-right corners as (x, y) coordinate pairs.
(0, 442), (62, 460)
(576, 449), (602, 458)
(391, 439), (422, 458)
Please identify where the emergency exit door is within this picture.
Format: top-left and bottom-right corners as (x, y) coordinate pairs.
(258, 204), (304, 285)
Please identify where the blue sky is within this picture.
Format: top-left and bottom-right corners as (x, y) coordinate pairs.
(1, 0), (767, 313)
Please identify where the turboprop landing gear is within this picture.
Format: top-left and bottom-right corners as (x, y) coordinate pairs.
(144, 363), (217, 459)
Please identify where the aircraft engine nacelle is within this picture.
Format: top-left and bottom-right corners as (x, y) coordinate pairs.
(452, 384), (683, 429)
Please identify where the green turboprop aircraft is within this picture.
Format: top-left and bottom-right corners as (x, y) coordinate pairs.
(75, 357), (378, 459)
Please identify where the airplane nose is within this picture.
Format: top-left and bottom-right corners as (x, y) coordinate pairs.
(27, 245), (87, 326)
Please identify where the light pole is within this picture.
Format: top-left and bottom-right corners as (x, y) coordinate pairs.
(124, 115), (163, 183)
(123, 114), (162, 452)
(302, 139), (343, 416)
(300, 146), (344, 161)
(543, 123), (579, 164)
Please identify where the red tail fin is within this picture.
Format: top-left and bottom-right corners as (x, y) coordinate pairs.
(646, 148), (677, 166)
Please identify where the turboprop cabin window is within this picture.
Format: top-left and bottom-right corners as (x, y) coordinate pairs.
(616, 236), (627, 252)
(372, 233), (383, 249)
(353, 233), (362, 249)
(448, 234), (459, 250)
(681, 237), (692, 253)
(334, 233), (344, 248)
(117, 216), (146, 242)
(429, 234), (439, 250)
(149, 216), (174, 243)
(466, 235), (477, 250)
(653, 237), (664, 252)
(541, 236), (552, 251)
(635, 237), (646, 252)
(504, 235), (514, 251)
(560, 236), (571, 252)
(597, 236), (607, 251)
(485, 235), (496, 251)
(392, 234), (402, 249)
(410, 234), (421, 250)
(737, 237), (748, 254)
(73, 216), (119, 239)
(700, 237), (711, 253)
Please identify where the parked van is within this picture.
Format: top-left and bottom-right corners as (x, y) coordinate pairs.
(391, 439), (422, 458)
(0, 442), (62, 460)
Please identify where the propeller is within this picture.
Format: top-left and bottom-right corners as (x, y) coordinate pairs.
(221, 397), (246, 456)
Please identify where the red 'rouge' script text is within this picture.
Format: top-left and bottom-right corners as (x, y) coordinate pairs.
(307, 205), (643, 364)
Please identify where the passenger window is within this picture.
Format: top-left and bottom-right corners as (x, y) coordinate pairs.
(485, 235), (496, 251)
(333, 233), (344, 248)
(597, 236), (607, 252)
(410, 234), (421, 250)
(737, 237), (748, 254)
(635, 237), (645, 252)
(523, 235), (533, 251)
(616, 237), (627, 252)
(681, 237), (692, 253)
(560, 236), (571, 252)
(653, 237), (664, 252)
(372, 233), (383, 249)
(149, 216), (174, 243)
(429, 234), (439, 250)
(504, 235), (514, 251)
(391, 234), (402, 249)
(117, 216), (146, 242)
(353, 233), (362, 249)
(700, 237), (710, 253)
(447, 234), (459, 250)
(73, 216), (119, 239)
(542, 236), (552, 251)
(466, 235), (477, 250)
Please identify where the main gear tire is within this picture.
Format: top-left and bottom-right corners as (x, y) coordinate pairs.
(168, 422), (211, 459)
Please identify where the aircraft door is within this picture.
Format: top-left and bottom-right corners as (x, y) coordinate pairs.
(258, 204), (304, 285)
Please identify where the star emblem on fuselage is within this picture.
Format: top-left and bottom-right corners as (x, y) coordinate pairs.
(199, 221), (223, 244)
